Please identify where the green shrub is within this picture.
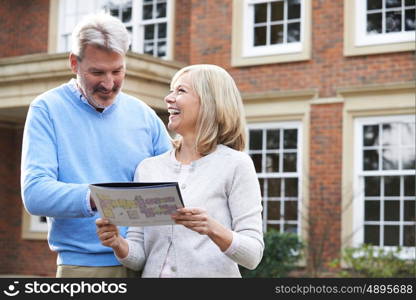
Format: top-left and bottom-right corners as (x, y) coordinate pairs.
(240, 229), (303, 278)
(331, 244), (416, 278)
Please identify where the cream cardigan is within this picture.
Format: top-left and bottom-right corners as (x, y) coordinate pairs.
(117, 145), (264, 277)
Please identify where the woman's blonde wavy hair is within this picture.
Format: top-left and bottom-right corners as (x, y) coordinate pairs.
(170, 64), (247, 155)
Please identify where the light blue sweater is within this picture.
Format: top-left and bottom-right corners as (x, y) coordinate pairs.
(21, 79), (171, 267)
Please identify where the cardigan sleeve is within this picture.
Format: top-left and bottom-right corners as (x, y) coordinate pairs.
(224, 153), (264, 270)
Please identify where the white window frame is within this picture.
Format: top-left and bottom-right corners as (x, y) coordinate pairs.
(355, 0), (415, 47)
(247, 121), (303, 236)
(243, 0), (304, 57)
(57, 0), (174, 59)
(353, 115), (415, 259)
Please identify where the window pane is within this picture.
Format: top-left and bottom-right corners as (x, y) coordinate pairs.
(384, 200), (400, 221)
(144, 25), (154, 40)
(367, 0), (382, 10)
(386, 0), (402, 8)
(384, 176), (400, 196)
(268, 201), (280, 219)
(287, 22), (301, 42)
(384, 225), (400, 246)
(288, 0), (301, 19)
(266, 129), (279, 149)
(156, 3), (166, 18)
(259, 178), (264, 195)
(144, 42), (154, 55)
(405, 9), (416, 31)
(157, 41), (166, 57)
(405, 0), (416, 6)
(284, 201), (297, 220)
(266, 154), (279, 172)
(404, 200), (416, 221)
(283, 153), (297, 172)
(271, 1), (284, 21)
(404, 176), (415, 196)
(284, 224), (297, 234)
(268, 178), (281, 197)
(382, 149), (399, 170)
(382, 123), (400, 145)
(158, 23), (167, 38)
(285, 178), (298, 197)
(267, 223), (280, 232)
(271, 24), (284, 44)
(365, 200), (380, 221)
(143, 4), (153, 20)
(254, 26), (267, 46)
(249, 130), (263, 150)
(365, 176), (381, 196)
(364, 225), (380, 245)
(122, 5), (132, 22)
(364, 150), (379, 170)
(404, 225), (415, 246)
(402, 123), (415, 146)
(367, 13), (382, 34)
(402, 148), (415, 170)
(251, 154), (262, 173)
(363, 125), (379, 146)
(386, 11), (402, 33)
(254, 3), (267, 23)
(284, 129), (297, 149)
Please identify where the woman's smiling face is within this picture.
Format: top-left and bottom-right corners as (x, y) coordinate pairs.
(164, 72), (201, 137)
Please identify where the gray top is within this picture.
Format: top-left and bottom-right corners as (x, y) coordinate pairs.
(117, 144), (264, 277)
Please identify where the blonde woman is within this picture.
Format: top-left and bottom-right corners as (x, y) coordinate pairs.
(96, 64), (264, 277)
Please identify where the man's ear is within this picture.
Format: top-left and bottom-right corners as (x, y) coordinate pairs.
(69, 53), (79, 74)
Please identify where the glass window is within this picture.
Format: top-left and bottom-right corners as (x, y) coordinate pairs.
(244, 0), (304, 57)
(358, 116), (416, 250)
(58, 0), (172, 59)
(248, 122), (302, 234)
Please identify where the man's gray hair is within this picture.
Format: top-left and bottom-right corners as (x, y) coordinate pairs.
(71, 13), (130, 60)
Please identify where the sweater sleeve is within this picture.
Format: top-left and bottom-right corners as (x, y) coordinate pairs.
(224, 153), (264, 270)
(116, 226), (146, 271)
(21, 105), (92, 218)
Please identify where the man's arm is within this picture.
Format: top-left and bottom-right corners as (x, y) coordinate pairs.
(21, 105), (93, 218)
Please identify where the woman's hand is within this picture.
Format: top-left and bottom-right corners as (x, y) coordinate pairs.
(95, 218), (129, 258)
(171, 208), (233, 251)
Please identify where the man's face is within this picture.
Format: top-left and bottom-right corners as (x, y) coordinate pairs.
(70, 45), (126, 107)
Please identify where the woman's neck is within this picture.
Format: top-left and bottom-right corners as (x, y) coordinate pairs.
(176, 138), (201, 165)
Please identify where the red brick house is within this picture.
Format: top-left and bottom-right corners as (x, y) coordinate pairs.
(0, 0), (414, 277)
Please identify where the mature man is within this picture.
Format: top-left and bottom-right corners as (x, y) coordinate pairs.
(21, 13), (171, 278)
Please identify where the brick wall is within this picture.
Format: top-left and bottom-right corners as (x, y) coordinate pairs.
(0, 125), (56, 277)
(0, 0), (49, 58)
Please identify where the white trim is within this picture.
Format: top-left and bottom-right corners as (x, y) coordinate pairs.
(353, 115), (415, 259)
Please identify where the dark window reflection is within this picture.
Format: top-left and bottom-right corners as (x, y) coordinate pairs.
(287, 22), (301, 42)
(268, 178), (281, 197)
(144, 25), (154, 40)
(367, 13), (382, 33)
(364, 150), (379, 170)
(365, 201), (380, 221)
(284, 224), (297, 234)
(144, 42), (154, 55)
(157, 41), (166, 57)
(363, 125), (379, 146)
(250, 130), (263, 150)
(367, 0), (382, 10)
(404, 176), (415, 196)
(364, 225), (380, 245)
(251, 154), (262, 173)
(384, 225), (400, 246)
(254, 26), (267, 46)
(266, 129), (279, 149)
(283, 153), (297, 172)
(384, 176), (400, 196)
(271, 1), (284, 21)
(405, 9), (415, 31)
(403, 225), (415, 246)
(284, 129), (298, 149)
(384, 201), (400, 221)
(158, 23), (167, 38)
(266, 154), (279, 172)
(255, 3), (268, 23)
(122, 5), (132, 22)
(404, 200), (416, 221)
(156, 3), (166, 18)
(143, 4), (153, 20)
(365, 176), (380, 196)
(268, 201), (280, 219)
(288, 0), (301, 19)
(284, 201), (298, 220)
(285, 178), (298, 197)
(271, 24), (284, 44)
(386, 11), (402, 32)
(386, 0), (402, 8)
